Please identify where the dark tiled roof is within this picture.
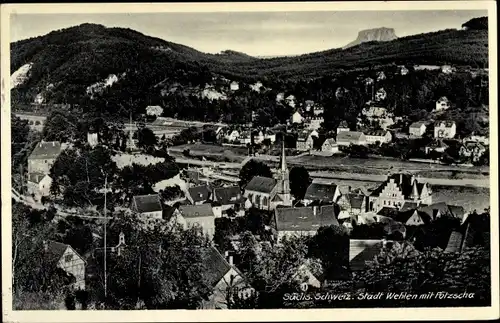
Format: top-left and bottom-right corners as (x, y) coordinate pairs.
(132, 194), (163, 213)
(179, 203), (214, 218)
(28, 172), (48, 184)
(275, 205), (339, 232)
(336, 131), (364, 142)
(244, 176), (277, 193)
(400, 202), (418, 212)
(349, 240), (383, 271)
(188, 185), (212, 204)
(444, 231), (464, 253)
(418, 202), (450, 220)
(162, 205), (178, 220)
(448, 205), (465, 220)
(213, 186), (243, 205)
(377, 207), (399, 218)
(348, 194), (365, 209)
(435, 120), (456, 128)
(409, 122), (426, 128)
(366, 130), (388, 136)
(304, 183), (338, 202)
(29, 141), (62, 159)
(44, 240), (69, 268)
(201, 246), (232, 287)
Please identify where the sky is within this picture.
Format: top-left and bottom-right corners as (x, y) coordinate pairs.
(10, 10), (487, 57)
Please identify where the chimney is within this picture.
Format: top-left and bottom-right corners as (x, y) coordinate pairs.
(228, 255), (234, 266)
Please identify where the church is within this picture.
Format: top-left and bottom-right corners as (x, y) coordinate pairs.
(243, 141), (293, 210)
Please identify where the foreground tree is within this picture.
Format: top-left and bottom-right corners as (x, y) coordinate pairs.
(239, 160), (272, 188)
(289, 166), (311, 200)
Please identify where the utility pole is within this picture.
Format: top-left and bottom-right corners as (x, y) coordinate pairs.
(103, 173), (108, 301)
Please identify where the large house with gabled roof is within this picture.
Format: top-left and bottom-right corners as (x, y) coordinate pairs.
(367, 173), (432, 213)
(131, 194), (163, 220)
(27, 140), (63, 184)
(42, 240), (86, 290)
(303, 182), (341, 206)
(274, 205), (339, 241)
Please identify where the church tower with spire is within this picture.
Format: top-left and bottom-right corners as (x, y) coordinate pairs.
(274, 140), (293, 207)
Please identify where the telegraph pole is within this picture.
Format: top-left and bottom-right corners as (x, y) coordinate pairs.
(103, 173), (108, 301)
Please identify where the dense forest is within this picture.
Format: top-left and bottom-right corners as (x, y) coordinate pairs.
(10, 17), (489, 130)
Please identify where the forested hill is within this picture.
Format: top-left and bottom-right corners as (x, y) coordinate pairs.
(11, 20), (488, 109)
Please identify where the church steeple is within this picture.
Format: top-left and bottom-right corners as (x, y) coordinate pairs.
(275, 139), (292, 206)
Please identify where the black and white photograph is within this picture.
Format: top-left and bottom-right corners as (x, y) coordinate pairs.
(1, 1), (498, 321)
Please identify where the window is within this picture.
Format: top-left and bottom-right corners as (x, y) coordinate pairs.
(262, 196), (268, 206)
(383, 200), (386, 205)
(65, 254), (73, 263)
(255, 195), (261, 205)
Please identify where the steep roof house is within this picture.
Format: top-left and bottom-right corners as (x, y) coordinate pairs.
(434, 96), (450, 112)
(303, 183), (341, 205)
(365, 130), (392, 145)
(409, 121), (427, 137)
(321, 138), (339, 155)
(27, 141), (63, 183)
(42, 240), (86, 290)
(212, 186), (245, 212)
(395, 209), (432, 226)
(200, 246), (254, 309)
(434, 121), (456, 139)
(368, 173), (432, 212)
(187, 184), (212, 205)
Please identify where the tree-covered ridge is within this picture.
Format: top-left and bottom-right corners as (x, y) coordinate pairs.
(462, 16), (488, 30)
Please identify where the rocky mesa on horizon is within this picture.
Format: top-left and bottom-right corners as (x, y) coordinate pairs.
(343, 27), (398, 49)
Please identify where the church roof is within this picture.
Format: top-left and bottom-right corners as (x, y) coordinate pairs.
(244, 176), (277, 193)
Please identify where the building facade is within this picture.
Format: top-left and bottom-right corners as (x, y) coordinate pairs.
(434, 121), (457, 139)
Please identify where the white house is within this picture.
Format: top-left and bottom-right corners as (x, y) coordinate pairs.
(27, 174), (53, 198)
(306, 117), (324, 130)
(377, 71), (386, 81)
(276, 92), (285, 102)
(434, 121), (456, 139)
(225, 130), (240, 142)
(375, 88), (387, 101)
(291, 111), (303, 124)
(434, 97), (450, 112)
(337, 121), (350, 134)
(399, 66), (409, 76)
(321, 138), (339, 155)
(296, 130), (318, 151)
(87, 132), (98, 148)
(365, 130), (392, 145)
(230, 81), (239, 91)
(131, 194), (163, 220)
(336, 131), (367, 147)
(178, 204), (216, 238)
(286, 95), (297, 108)
(409, 122), (427, 137)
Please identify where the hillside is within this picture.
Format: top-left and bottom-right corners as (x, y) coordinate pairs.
(11, 21), (488, 107)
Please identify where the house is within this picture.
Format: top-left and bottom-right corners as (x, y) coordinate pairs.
(434, 121), (456, 139)
(337, 193), (368, 223)
(377, 71), (386, 81)
(212, 186), (245, 213)
(434, 97), (450, 112)
(349, 239), (385, 272)
(441, 65), (454, 74)
(321, 138), (339, 155)
(362, 106), (387, 120)
(87, 132), (98, 148)
(337, 121), (350, 134)
(296, 130), (318, 151)
(187, 184), (212, 205)
(336, 131), (367, 147)
(43, 240), (86, 290)
(131, 194), (164, 220)
(365, 130), (392, 145)
(303, 182), (341, 205)
(459, 142), (487, 162)
(313, 106), (324, 116)
(27, 173), (53, 197)
(395, 209), (432, 226)
(178, 204), (216, 238)
(291, 111), (303, 124)
(399, 65), (409, 75)
(306, 117), (324, 131)
(250, 81), (263, 92)
(304, 100), (315, 112)
(243, 176), (278, 211)
(200, 246), (254, 309)
(276, 92), (285, 102)
(292, 261), (322, 289)
(409, 122), (427, 137)
(286, 95), (297, 108)
(368, 173), (433, 212)
(225, 130), (240, 142)
(375, 88), (387, 101)
(274, 205), (340, 241)
(238, 130), (252, 144)
(230, 81), (239, 91)
(27, 141), (63, 184)
(462, 135), (489, 146)
(425, 139), (449, 154)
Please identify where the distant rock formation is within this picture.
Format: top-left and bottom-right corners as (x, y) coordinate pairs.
(343, 27), (398, 49)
